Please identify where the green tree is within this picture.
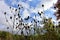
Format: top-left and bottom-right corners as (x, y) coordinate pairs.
(44, 18), (55, 31)
(54, 0), (60, 20)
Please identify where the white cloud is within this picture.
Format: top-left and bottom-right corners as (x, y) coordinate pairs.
(29, 0), (32, 1)
(0, 1), (11, 26)
(25, 0), (58, 15)
(0, 0), (16, 31)
(22, 9), (30, 19)
(36, 0), (57, 12)
(10, 0), (58, 14)
(33, 15), (43, 21)
(52, 0), (58, 4)
(18, 1), (30, 9)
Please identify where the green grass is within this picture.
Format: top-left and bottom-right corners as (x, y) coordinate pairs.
(0, 30), (60, 40)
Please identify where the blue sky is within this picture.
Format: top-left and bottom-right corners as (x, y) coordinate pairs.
(4, 0), (57, 18)
(0, 0), (58, 31)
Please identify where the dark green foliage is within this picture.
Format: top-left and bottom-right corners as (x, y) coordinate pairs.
(55, 0), (60, 20)
(0, 30), (60, 40)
